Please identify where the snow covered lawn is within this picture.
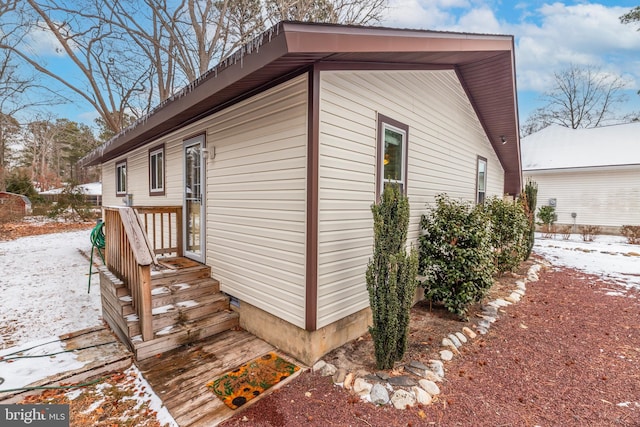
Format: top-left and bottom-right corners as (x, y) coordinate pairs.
(534, 232), (640, 292)
(0, 228), (177, 426)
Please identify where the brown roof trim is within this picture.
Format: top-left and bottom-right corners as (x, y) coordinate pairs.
(306, 67), (319, 331)
(81, 21), (521, 195)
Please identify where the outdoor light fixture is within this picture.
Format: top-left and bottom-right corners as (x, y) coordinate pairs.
(500, 135), (507, 144)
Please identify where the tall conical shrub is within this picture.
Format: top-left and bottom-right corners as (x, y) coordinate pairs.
(519, 179), (538, 259)
(366, 184), (418, 370)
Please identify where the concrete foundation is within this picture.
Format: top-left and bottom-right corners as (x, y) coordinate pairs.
(231, 300), (372, 366)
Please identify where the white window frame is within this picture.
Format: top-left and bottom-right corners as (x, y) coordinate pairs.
(476, 156), (487, 204)
(149, 145), (165, 195)
(116, 160), (127, 196)
(377, 114), (409, 199)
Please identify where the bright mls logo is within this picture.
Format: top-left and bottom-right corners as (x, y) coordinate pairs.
(1, 404), (69, 427)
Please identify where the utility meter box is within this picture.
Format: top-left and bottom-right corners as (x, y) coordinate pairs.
(548, 198), (557, 207)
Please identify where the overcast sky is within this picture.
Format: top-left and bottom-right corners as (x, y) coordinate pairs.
(381, 0), (640, 121)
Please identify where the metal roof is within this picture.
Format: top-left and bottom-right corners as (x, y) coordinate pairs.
(81, 21), (521, 193)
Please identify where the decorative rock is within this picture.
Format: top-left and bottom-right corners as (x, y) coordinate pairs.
(387, 375), (416, 387)
(312, 360), (326, 373)
(422, 370), (443, 383)
(353, 378), (373, 395)
(418, 379), (441, 396)
(333, 368), (347, 384)
(364, 374), (383, 383)
(448, 334), (462, 348)
(514, 288), (526, 296)
(428, 360), (445, 378)
(476, 326), (488, 335)
(370, 383), (390, 405)
(455, 332), (467, 344)
(483, 304), (498, 314)
(317, 362), (337, 377)
(480, 315), (496, 323)
(505, 295), (517, 304)
(494, 298), (511, 306)
(509, 292), (522, 301)
(409, 360), (429, 370)
(516, 280), (526, 290)
(442, 337), (455, 348)
(439, 350), (453, 361)
(477, 319), (491, 330)
(391, 389), (416, 409)
(404, 365), (427, 378)
(412, 386), (433, 405)
(344, 372), (355, 390)
(462, 327), (477, 339)
(376, 371), (390, 381)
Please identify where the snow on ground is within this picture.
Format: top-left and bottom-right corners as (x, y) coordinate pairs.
(0, 229), (178, 426)
(0, 230), (102, 347)
(533, 233), (640, 292)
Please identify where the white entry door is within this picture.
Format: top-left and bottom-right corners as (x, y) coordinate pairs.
(183, 135), (206, 262)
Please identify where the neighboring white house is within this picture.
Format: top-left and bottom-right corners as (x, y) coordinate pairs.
(521, 123), (640, 234)
(40, 182), (103, 206)
(82, 21), (522, 364)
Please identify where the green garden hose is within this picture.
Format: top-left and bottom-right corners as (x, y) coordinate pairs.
(88, 220), (106, 293)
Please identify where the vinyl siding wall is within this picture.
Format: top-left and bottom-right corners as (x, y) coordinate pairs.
(102, 75), (309, 328)
(524, 166), (640, 228)
(316, 70), (504, 328)
(205, 75), (308, 328)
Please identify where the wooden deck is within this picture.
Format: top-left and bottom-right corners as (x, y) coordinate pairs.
(138, 329), (303, 427)
(0, 326), (132, 404)
(100, 258), (239, 360)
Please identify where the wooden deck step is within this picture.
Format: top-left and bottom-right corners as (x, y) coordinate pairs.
(125, 293), (230, 337)
(132, 310), (240, 360)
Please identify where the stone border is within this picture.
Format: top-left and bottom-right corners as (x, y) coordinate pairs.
(311, 262), (544, 409)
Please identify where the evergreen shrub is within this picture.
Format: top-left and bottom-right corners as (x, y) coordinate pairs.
(366, 184), (418, 370)
(418, 194), (494, 320)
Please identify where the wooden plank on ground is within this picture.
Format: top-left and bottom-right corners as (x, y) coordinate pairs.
(138, 330), (284, 427)
(0, 326), (132, 404)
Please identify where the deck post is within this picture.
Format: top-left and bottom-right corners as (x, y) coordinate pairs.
(138, 264), (154, 341)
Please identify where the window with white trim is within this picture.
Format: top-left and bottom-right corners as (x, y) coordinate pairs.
(377, 114), (408, 198)
(116, 160), (127, 196)
(149, 145), (165, 195)
(476, 156), (487, 204)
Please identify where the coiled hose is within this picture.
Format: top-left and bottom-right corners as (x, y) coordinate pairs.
(88, 220), (105, 293)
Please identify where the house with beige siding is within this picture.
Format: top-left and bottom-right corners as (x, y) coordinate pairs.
(522, 123), (640, 234)
(82, 21), (521, 365)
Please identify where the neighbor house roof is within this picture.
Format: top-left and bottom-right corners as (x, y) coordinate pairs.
(39, 182), (102, 196)
(81, 21), (521, 193)
(521, 123), (640, 171)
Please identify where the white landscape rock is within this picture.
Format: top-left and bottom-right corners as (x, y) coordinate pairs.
(412, 386), (433, 405)
(419, 379), (441, 396)
(455, 332), (468, 344)
(370, 383), (390, 405)
(448, 334), (462, 348)
(439, 349), (454, 361)
(428, 360), (445, 378)
(391, 389), (416, 409)
(353, 378), (372, 395)
(442, 337), (455, 347)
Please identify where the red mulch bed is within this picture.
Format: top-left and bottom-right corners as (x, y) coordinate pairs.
(221, 265), (640, 427)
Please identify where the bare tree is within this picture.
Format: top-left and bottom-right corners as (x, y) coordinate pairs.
(265, 0), (387, 25)
(620, 6), (640, 30)
(5, 0), (388, 136)
(522, 64), (629, 136)
(1, 0), (154, 134)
